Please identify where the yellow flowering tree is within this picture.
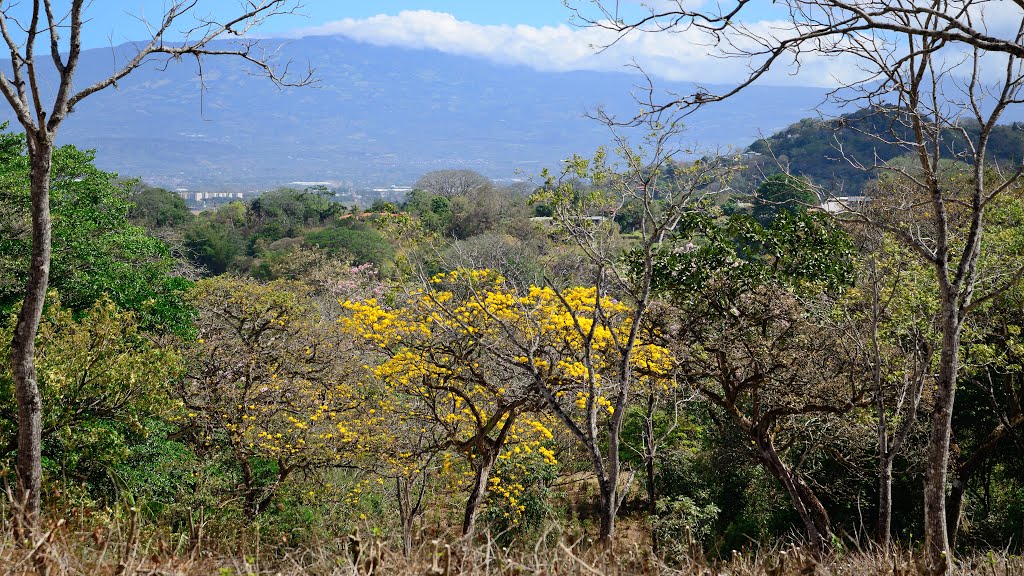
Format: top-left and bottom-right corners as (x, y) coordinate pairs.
(179, 276), (376, 519)
(344, 268), (676, 541)
(501, 283), (677, 542)
(528, 127), (728, 541)
(342, 269), (552, 537)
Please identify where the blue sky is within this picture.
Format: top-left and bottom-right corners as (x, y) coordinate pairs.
(85, 1), (587, 47)
(84, 1), (786, 47)
(66, 2), (831, 86)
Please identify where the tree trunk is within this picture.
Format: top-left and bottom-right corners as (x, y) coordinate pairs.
(946, 477), (967, 552)
(597, 419), (624, 544)
(879, 457), (894, 548)
(643, 394), (658, 515)
(923, 306), (960, 575)
(872, 294), (892, 549)
(240, 457), (288, 520)
(402, 515), (414, 558)
(397, 477), (415, 558)
(462, 452), (496, 538)
(757, 438), (830, 555)
(597, 477), (616, 543)
(599, 387), (627, 545)
(644, 453), (656, 513)
(9, 135), (53, 531)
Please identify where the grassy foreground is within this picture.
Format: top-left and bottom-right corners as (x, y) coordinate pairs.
(1, 516), (1022, 576)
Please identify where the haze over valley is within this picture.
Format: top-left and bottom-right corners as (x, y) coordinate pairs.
(2, 35), (840, 190)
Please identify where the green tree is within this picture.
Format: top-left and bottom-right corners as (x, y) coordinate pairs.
(752, 173), (817, 224)
(249, 187), (340, 241)
(183, 205), (249, 276)
(305, 220), (395, 271)
(0, 140), (192, 333)
(644, 209), (861, 553)
(0, 295), (182, 504)
(128, 184), (194, 229)
(403, 189), (454, 235)
(0, 0), (310, 525)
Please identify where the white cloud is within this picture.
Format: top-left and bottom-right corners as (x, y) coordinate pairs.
(284, 10), (851, 88)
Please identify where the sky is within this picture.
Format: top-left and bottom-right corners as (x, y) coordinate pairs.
(87, 1), (580, 45)
(56, 1), (1012, 89)
(62, 1), (825, 87)
(89, 2), (788, 41)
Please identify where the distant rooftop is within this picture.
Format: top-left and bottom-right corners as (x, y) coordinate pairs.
(820, 196), (870, 214)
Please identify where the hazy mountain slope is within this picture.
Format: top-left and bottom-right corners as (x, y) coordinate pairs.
(2, 36), (838, 190)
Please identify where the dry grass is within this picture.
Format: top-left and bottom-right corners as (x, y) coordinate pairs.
(0, 516), (1022, 576)
(0, 497), (1019, 576)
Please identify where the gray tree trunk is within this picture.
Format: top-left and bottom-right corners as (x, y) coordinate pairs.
(598, 476), (616, 543)
(461, 453), (496, 538)
(9, 135), (53, 529)
(397, 477), (416, 557)
(879, 457), (894, 548)
(598, 414), (624, 544)
(923, 303), (961, 575)
(947, 478), (966, 552)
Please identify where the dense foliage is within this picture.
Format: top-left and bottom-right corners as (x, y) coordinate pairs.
(0, 132), (191, 333)
(2, 128), (1023, 572)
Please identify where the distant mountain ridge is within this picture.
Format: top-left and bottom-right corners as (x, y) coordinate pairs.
(1, 35), (844, 190)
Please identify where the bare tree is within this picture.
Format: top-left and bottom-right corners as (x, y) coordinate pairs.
(414, 169), (492, 199)
(1, 0), (312, 529)
(568, 2), (1024, 571)
(393, 453), (433, 557)
(855, 230), (933, 547)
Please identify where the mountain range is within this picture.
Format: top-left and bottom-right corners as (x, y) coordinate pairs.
(2, 35), (847, 190)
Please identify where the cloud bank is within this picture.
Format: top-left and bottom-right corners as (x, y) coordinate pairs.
(285, 10), (847, 88)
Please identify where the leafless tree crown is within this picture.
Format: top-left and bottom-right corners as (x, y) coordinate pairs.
(0, 0), (314, 137)
(568, 1), (1024, 121)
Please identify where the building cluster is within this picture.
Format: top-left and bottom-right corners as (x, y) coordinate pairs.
(176, 189), (248, 210)
(177, 190), (246, 203)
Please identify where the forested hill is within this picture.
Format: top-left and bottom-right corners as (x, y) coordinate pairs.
(747, 107), (1024, 194)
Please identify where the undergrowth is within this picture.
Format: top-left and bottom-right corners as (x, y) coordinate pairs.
(1, 512), (1022, 576)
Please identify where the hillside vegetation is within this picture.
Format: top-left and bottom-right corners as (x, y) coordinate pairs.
(1, 120), (1023, 575)
(747, 107), (1024, 194)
